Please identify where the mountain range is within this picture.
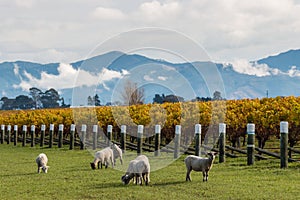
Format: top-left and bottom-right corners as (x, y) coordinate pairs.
(1, 49), (300, 106)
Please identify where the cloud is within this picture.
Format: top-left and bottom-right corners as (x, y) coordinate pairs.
(227, 60), (281, 77)
(144, 75), (154, 81)
(287, 66), (300, 77)
(91, 6), (126, 20)
(13, 63), (129, 91)
(157, 76), (167, 81)
(136, 1), (181, 22)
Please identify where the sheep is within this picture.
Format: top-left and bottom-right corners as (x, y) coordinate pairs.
(121, 155), (150, 186)
(110, 143), (123, 165)
(90, 147), (114, 170)
(184, 152), (217, 182)
(36, 153), (49, 173)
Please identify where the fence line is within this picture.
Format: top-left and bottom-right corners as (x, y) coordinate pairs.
(0, 122), (299, 168)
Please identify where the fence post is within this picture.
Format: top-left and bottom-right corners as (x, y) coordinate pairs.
(154, 125), (161, 156)
(195, 124), (201, 156)
(22, 125), (27, 147)
(40, 125), (46, 147)
(107, 125), (112, 147)
(219, 123), (226, 163)
(280, 121), (288, 168)
(70, 124), (75, 150)
(7, 125), (11, 144)
(80, 124), (87, 150)
(174, 125), (181, 159)
(120, 125), (126, 153)
(14, 125), (18, 146)
(49, 124), (54, 148)
(1, 125), (4, 144)
(247, 123), (255, 165)
(93, 125), (98, 150)
(58, 124), (64, 148)
(137, 125), (144, 156)
(30, 125), (35, 147)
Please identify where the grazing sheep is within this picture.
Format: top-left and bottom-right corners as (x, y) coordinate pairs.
(111, 143), (123, 165)
(121, 155), (150, 186)
(184, 152), (217, 182)
(36, 153), (49, 173)
(90, 147), (114, 170)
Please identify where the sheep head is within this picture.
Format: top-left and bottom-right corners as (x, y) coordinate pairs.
(42, 166), (49, 173)
(90, 163), (96, 170)
(121, 174), (133, 185)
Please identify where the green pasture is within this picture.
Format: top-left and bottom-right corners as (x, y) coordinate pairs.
(0, 144), (299, 200)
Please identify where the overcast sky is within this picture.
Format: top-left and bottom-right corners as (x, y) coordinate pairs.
(1, 0), (300, 64)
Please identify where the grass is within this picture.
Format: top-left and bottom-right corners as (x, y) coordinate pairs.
(0, 144), (300, 200)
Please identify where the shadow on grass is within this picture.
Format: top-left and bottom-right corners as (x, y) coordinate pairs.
(89, 180), (186, 189)
(0, 172), (37, 177)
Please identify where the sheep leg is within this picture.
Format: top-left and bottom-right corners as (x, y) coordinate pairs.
(186, 168), (192, 181)
(202, 171), (206, 182)
(37, 166), (41, 173)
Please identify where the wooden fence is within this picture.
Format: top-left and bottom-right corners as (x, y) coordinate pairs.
(1, 122), (299, 168)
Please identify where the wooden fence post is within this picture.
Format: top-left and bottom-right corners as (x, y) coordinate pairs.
(219, 123), (226, 163)
(30, 125), (35, 147)
(93, 125), (98, 150)
(70, 124), (75, 150)
(14, 125), (18, 146)
(280, 121), (288, 168)
(154, 125), (161, 156)
(247, 123), (255, 165)
(120, 125), (126, 153)
(137, 125), (143, 156)
(107, 125), (112, 147)
(40, 125), (46, 147)
(7, 125), (11, 144)
(195, 124), (201, 156)
(22, 125), (27, 147)
(1, 125), (4, 144)
(49, 124), (54, 148)
(174, 125), (181, 159)
(80, 124), (87, 150)
(58, 124), (64, 148)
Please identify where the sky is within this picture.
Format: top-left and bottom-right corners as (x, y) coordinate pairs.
(1, 0), (300, 64)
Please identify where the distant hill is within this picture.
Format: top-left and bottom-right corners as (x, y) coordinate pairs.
(1, 49), (300, 106)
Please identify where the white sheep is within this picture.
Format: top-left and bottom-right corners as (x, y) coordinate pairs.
(184, 152), (217, 182)
(110, 143), (123, 165)
(90, 147), (114, 170)
(36, 153), (49, 173)
(121, 155), (150, 186)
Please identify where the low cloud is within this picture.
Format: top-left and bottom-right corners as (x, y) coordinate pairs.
(13, 63), (129, 91)
(158, 76), (167, 81)
(91, 6), (126, 20)
(228, 60), (280, 77)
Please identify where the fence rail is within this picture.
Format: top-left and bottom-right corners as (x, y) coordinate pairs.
(1, 122), (299, 168)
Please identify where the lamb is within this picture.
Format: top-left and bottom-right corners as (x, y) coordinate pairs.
(184, 152), (217, 182)
(110, 143), (123, 165)
(90, 147), (114, 170)
(121, 155), (150, 186)
(36, 153), (49, 173)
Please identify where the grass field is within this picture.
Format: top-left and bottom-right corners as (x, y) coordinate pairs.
(0, 144), (300, 200)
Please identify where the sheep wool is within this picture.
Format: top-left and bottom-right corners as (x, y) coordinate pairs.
(121, 155), (150, 186)
(184, 152), (217, 182)
(90, 147), (114, 170)
(36, 153), (49, 173)
(111, 143), (123, 165)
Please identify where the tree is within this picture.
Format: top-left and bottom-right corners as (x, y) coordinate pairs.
(41, 88), (60, 108)
(213, 91), (224, 100)
(87, 96), (94, 106)
(94, 94), (101, 106)
(121, 80), (144, 105)
(29, 87), (43, 109)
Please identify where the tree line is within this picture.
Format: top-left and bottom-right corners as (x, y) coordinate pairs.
(0, 87), (69, 110)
